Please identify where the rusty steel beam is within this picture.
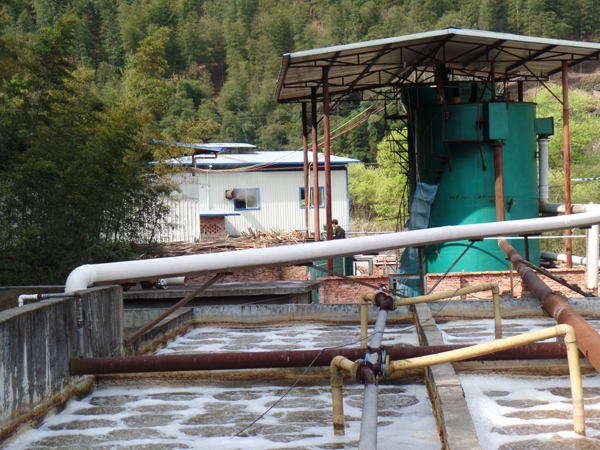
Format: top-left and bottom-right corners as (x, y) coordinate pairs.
(563, 61), (573, 267)
(493, 140), (505, 222)
(500, 239), (600, 373)
(71, 343), (569, 375)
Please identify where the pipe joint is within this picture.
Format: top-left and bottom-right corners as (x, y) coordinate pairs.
(355, 360), (378, 386)
(374, 293), (395, 311)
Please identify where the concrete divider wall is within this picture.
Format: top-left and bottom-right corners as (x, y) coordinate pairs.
(0, 286), (123, 442)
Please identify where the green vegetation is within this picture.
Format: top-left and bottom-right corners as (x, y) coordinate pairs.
(2, 1), (600, 283)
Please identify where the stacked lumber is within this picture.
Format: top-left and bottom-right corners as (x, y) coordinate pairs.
(134, 229), (307, 258)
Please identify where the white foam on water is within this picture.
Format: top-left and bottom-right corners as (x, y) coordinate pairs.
(157, 323), (420, 354)
(4, 383), (439, 449)
(461, 374), (600, 449)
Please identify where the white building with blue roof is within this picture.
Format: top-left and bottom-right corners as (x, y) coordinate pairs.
(158, 144), (359, 241)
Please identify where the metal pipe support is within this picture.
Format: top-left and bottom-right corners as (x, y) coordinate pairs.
(388, 324), (585, 435)
(395, 283), (503, 339)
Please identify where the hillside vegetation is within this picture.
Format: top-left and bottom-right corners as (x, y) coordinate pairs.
(2, 0), (600, 283)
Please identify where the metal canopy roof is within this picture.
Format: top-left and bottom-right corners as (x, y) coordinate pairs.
(275, 28), (600, 103)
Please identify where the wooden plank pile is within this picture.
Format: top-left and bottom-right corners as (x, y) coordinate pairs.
(134, 229), (308, 258)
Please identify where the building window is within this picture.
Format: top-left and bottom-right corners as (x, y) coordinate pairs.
(233, 188), (260, 210)
(300, 187), (324, 208)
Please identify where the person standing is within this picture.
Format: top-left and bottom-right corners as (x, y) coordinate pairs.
(331, 219), (346, 239)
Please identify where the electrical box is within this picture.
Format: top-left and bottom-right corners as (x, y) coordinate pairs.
(484, 102), (509, 140)
(443, 104), (483, 142)
(534, 117), (554, 136)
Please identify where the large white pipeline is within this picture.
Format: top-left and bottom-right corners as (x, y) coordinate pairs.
(65, 211), (600, 292)
(539, 203), (600, 291)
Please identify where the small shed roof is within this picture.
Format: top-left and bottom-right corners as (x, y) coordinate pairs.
(164, 150), (359, 169)
(199, 208), (241, 217)
(275, 28), (600, 102)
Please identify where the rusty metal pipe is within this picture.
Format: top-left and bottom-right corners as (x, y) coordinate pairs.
(500, 239), (600, 373)
(70, 342), (571, 375)
(563, 60), (573, 267)
(493, 140), (505, 222)
(302, 102), (310, 238)
(311, 87), (320, 242)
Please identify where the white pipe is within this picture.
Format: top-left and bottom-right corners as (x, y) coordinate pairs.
(18, 294), (39, 307)
(538, 138), (550, 203)
(541, 251), (598, 267)
(587, 224), (599, 291)
(65, 211), (600, 292)
(586, 204), (600, 291)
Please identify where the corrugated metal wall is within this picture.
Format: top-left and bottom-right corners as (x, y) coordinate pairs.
(156, 169), (351, 242)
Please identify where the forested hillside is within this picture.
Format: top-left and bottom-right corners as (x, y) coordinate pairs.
(3, 0), (600, 158)
(2, 0), (600, 283)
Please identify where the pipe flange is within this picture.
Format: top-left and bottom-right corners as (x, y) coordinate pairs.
(380, 348), (387, 378)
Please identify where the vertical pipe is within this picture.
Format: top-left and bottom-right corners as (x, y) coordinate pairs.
(490, 61), (496, 102)
(330, 361), (345, 436)
(358, 383), (378, 450)
(563, 61), (573, 268)
(524, 235), (530, 261)
(538, 138), (550, 203)
(517, 80), (524, 102)
(302, 102), (310, 238)
(418, 247), (425, 295)
(492, 285), (502, 339)
(76, 294), (85, 358)
(370, 309), (388, 348)
(323, 66), (333, 243)
(493, 140), (505, 221)
(587, 224), (599, 292)
(311, 87), (320, 242)
(323, 67), (333, 272)
(565, 326), (585, 436)
(361, 297), (369, 348)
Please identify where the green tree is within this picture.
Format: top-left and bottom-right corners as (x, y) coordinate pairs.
(0, 16), (174, 285)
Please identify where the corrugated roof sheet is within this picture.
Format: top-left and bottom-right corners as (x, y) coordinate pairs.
(163, 150), (359, 169)
(275, 28), (600, 102)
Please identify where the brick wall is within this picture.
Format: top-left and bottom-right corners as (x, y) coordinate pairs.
(189, 264), (590, 304)
(315, 268), (589, 304)
(200, 216), (226, 240)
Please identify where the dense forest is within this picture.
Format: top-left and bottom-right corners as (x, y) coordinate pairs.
(2, 0), (600, 284)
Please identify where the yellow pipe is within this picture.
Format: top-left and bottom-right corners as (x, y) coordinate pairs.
(394, 282), (503, 338)
(330, 356), (360, 436)
(360, 296), (369, 348)
(330, 356), (346, 436)
(387, 324), (585, 435)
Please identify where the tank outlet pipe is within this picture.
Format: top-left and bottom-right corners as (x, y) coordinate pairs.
(18, 291), (80, 307)
(330, 356), (359, 436)
(500, 239), (600, 375)
(70, 342), (570, 375)
(356, 363), (378, 450)
(538, 137), (550, 203)
(330, 356), (380, 448)
(76, 294), (85, 358)
(64, 212), (600, 292)
(157, 277), (188, 288)
(387, 324), (585, 435)
(394, 283), (502, 339)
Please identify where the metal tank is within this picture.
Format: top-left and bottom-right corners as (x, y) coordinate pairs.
(404, 83), (541, 273)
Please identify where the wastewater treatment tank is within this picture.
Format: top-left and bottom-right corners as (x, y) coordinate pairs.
(403, 83), (545, 273)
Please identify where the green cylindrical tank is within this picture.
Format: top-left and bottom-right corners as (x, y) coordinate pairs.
(405, 84), (540, 273)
